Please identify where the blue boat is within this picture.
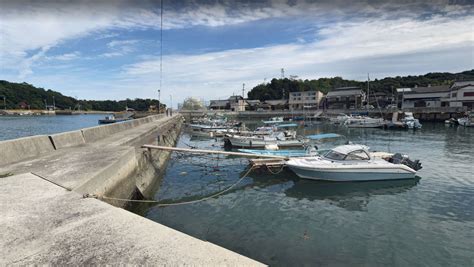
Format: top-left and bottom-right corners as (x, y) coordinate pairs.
(275, 123), (299, 128)
(306, 133), (342, 140)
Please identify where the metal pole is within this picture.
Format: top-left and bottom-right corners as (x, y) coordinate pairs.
(169, 94), (172, 111)
(2, 96), (5, 110)
(53, 96), (55, 110)
(158, 89), (161, 113)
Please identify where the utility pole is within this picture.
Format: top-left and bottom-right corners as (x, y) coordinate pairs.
(53, 96), (55, 110)
(44, 99), (47, 110)
(1, 95), (5, 110)
(281, 68), (285, 79)
(158, 89), (161, 113)
(242, 83), (245, 98)
(169, 94), (172, 110)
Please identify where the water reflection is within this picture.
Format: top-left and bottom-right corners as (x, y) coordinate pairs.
(243, 170), (420, 212)
(284, 177), (420, 211)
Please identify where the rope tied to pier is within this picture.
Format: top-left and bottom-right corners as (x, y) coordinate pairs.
(83, 166), (255, 207)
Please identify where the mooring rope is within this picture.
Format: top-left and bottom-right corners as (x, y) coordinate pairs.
(265, 164), (285, 175)
(84, 166), (255, 207)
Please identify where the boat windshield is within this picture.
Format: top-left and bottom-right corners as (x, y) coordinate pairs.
(345, 150), (370, 160)
(323, 150), (346, 160)
(324, 149), (370, 160)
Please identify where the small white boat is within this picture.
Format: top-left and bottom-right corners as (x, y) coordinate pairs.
(458, 112), (474, 127)
(262, 117), (284, 125)
(329, 113), (351, 125)
(401, 112), (422, 129)
(286, 144), (421, 182)
(344, 116), (385, 128)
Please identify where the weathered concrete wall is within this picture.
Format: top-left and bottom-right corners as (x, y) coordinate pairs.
(96, 116), (184, 207)
(50, 130), (85, 149)
(80, 114), (165, 143)
(0, 135), (55, 165)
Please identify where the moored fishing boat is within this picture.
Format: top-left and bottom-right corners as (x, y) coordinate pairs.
(223, 131), (304, 148)
(286, 144), (422, 181)
(344, 116), (385, 128)
(329, 113), (351, 125)
(458, 112), (474, 127)
(262, 117), (285, 125)
(400, 112), (422, 129)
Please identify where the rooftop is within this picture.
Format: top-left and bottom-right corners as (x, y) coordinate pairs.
(327, 89), (363, 97)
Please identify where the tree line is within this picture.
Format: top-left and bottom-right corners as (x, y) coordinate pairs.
(0, 80), (164, 111)
(247, 70), (474, 101)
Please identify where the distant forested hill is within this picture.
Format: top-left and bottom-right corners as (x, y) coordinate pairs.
(247, 70), (474, 101)
(0, 80), (163, 111)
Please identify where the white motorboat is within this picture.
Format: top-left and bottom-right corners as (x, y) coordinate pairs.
(286, 144), (421, 182)
(458, 112), (474, 127)
(262, 117), (285, 125)
(344, 116), (386, 128)
(401, 112), (422, 129)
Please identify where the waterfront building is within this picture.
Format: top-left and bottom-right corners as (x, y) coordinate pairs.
(325, 87), (364, 109)
(445, 81), (474, 109)
(209, 100), (229, 110)
(245, 100), (261, 111)
(289, 91), (324, 110)
(398, 85), (451, 109)
(264, 99), (288, 110)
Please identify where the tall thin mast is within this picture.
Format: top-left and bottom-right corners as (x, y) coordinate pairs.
(367, 73), (370, 109)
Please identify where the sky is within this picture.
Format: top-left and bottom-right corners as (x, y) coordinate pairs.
(0, 0), (473, 107)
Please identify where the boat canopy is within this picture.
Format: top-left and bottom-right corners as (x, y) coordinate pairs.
(306, 133), (341, 140)
(331, 144), (369, 155)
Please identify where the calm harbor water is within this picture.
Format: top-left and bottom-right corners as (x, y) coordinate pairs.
(0, 114), (107, 141)
(135, 122), (473, 266)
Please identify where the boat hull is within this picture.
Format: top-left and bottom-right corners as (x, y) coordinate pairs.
(287, 165), (416, 181)
(225, 137), (304, 148)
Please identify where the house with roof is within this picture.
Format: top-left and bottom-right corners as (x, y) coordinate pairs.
(397, 85), (451, 109)
(264, 99), (288, 110)
(444, 81), (474, 109)
(245, 100), (261, 111)
(325, 87), (364, 109)
(209, 100), (229, 110)
(289, 91), (324, 110)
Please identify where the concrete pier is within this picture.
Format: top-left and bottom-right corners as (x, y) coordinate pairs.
(0, 114), (263, 265)
(0, 173), (261, 265)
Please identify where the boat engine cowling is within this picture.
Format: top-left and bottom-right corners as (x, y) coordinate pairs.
(389, 153), (422, 171)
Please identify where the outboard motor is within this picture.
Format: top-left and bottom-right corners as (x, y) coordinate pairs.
(223, 138), (233, 151)
(390, 153), (422, 171)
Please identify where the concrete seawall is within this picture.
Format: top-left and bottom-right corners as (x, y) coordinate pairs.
(0, 114), (178, 202)
(0, 114), (263, 265)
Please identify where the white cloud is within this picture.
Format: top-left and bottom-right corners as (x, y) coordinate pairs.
(0, 0), (473, 106)
(51, 51), (81, 61)
(121, 12), (474, 105)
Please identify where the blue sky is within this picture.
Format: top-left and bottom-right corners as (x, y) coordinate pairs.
(0, 0), (473, 107)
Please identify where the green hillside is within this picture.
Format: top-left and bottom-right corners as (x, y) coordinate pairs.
(247, 70), (474, 101)
(0, 81), (164, 111)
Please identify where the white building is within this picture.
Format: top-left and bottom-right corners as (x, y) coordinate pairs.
(289, 91), (324, 110)
(444, 81), (474, 109)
